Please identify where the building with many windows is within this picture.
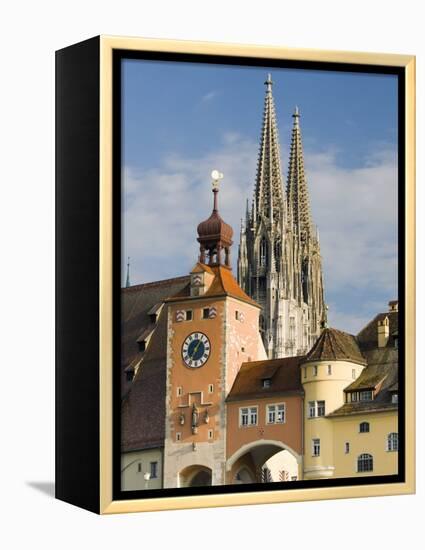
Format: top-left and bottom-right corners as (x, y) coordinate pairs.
(237, 75), (325, 359)
(120, 74), (397, 490)
(121, 173), (399, 490)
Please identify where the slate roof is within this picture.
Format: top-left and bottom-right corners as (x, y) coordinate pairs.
(357, 310), (399, 351)
(121, 276), (189, 451)
(305, 327), (367, 366)
(327, 347), (398, 417)
(167, 264), (260, 308)
(226, 356), (304, 402)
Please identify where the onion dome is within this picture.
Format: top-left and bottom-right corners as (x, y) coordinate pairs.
(197, 172), (233, 268)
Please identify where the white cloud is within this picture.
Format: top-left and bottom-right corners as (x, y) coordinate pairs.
(200, 90), (218, 103)
(123, 137), (397, 333)
(306, 147), (398, 296)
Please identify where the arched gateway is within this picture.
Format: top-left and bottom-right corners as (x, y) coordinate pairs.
(226, 439), (302, 484)
(178, 465), (212, 488)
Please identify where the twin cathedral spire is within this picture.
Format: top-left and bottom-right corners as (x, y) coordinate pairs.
(238, 74), (325, 358)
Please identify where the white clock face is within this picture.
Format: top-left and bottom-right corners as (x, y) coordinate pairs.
(182, 332), (211, 368)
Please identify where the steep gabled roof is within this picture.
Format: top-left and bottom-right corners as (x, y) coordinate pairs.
(305, 327), (366, 366)
(357, 310), (398, 351)
(121, 307), (169, 452)
(226, 356), (304, 402)
(166, 264), (260, 308)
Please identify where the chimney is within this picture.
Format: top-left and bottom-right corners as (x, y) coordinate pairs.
(377, 316), (389, 348)
(388, 300), (398, 312)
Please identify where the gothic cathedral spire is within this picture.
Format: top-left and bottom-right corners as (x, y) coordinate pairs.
(286, 106), (312, 242)
(238, 76), (325, 359)
(253, 74), (285, 229)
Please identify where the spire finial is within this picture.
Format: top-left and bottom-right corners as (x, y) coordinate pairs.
(125, 257), (131, 288)
(211, 169), (223, 211)
(293, 106), (300, 126)
(320, 305), (329, 330)
(265, 73), (273, 92)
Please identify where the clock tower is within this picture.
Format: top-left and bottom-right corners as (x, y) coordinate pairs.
(163, 172), (265, 488)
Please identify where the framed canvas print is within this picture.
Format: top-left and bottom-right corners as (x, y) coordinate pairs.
(55, 36), (415, 514)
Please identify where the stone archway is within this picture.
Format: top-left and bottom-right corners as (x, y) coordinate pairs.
(226, 439), (302, 484)
(234, 466), (256, 484)
(178, 465), (212, 488)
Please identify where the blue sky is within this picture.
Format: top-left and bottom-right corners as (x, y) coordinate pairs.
(122, 58), (398, 334)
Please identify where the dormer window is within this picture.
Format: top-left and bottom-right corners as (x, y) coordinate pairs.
(392, 393), (398, 404)
(147, 302), (163, 324)
(262, 378), (272, 388)
(359, 390), (373, 401)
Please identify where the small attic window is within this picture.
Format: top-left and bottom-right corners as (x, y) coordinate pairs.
(262, 378), (272, 388)
(359, 390), (373, 401)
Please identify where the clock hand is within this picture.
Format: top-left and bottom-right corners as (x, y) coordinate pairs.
(190, 340), (201, 358)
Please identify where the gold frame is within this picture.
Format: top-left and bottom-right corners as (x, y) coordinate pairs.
(98, 36), (416, 514)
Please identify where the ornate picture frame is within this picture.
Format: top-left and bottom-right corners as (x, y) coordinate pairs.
(56, 35), (415, 514)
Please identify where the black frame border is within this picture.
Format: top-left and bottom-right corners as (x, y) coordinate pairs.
(112, 49), (406, 502)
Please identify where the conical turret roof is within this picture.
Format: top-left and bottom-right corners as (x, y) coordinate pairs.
(305, 327), (366, 365)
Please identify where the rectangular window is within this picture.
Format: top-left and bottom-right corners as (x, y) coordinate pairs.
(328, 364), (332, 375)
(267, 403), (285, 424)
(313, 365), (318, 376)
(268, 404), (276, 424)
(240, 407), (249, 426)
(351, 392), (358, 402)
(208, 429), (213, 440)
(262, 378), (271, 388)
(345, 442), (350, 454)
(312, 438), (320, 457)
(137, 462), (142, 473)
(359, 390), (373, 401)
(303, 367), (307, 379)
(208, 384), (214, 393)
(309, 401), (325, 418)
(202, 308), (210, 319)
(240, 406), (258, 426)
(249, 407), (258, 425)
(392, 393), (398, 404)
(276, 404), (285, 423)
(150, 461), (158, 478)
(177, 386), (183, 396)
(387, 433), (398, 452)
(185, 310), (193, 321)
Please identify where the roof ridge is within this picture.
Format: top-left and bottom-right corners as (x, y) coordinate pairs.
(123, 275), (189, 292)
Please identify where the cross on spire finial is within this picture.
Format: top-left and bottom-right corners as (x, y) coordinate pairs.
(293, 105), (300, 126)
(265, 73), (273, 92)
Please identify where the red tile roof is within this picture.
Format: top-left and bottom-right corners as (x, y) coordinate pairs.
(167, 264), (260, 308)
(226, 356), (304, 402)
